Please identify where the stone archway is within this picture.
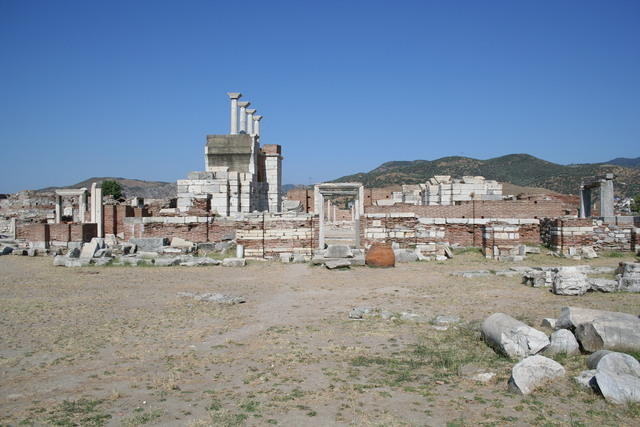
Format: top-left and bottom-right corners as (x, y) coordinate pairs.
(313, 183), (364, 249)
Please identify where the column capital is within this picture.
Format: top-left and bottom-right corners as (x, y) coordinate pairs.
(238, 101), (251, 108)
(246, 109), (256, 114)
(227, 92), (242, 100)
(253, 115), (263, 121)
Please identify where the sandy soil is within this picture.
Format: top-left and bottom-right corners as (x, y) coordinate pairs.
(1, 251), (639, 426)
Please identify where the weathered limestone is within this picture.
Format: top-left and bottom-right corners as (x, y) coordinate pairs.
(227, 92), (241, 134)
(556, 306), (639, 331)
(481, 313), (550, 359)
(222, 257), (246, 267)
(246, 108), (256, 135)
(580, 173), (615, 218)
(508, 355), (565, 395)
(589, 351), (640, 404)
(238, 101), (250, 133)
(545, 329), (580, 355)
(253, 115), (262, 137)
(575, 315), (640, 353)
(617, 262), (640, 292)
(551, 266), (590, 296)
(129, 237), (169, 252)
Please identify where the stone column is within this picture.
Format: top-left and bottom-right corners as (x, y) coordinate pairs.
(599, 177), (614, 218)
(318, 192), (325, 249)
(253, 115), (262, 137)
(238, 101), (250, 133)
(95, 186), (103, 237)
(227, 92), (242, 135)
(55, 194), (62, 223)
(90, 183), (97, 223)
(246, 109), (256, 135)
(79, 191), (87, 223)
(579, 186), (587, 218)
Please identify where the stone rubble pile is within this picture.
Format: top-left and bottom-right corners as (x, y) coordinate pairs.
(312, 245), (365, 269)
(480, 307), (640, 401)
(52, 236), (246, 268)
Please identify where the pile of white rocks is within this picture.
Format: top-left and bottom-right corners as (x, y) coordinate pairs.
(481, 307), (640, 403)
(348, 306), (461, 329)
(53, 236), (246, 267)
(523, 263), (640, 295)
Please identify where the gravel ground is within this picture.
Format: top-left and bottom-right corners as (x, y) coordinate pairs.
(1, 251), (639, 426)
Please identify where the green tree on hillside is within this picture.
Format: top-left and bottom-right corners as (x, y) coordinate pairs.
(102, 180), (123, 199)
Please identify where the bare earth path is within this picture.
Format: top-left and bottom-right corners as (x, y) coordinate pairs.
(1, 252), (639, 426)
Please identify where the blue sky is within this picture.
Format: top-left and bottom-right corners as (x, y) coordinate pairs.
(1, 0), (638, 193)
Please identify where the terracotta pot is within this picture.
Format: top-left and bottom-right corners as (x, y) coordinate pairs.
(365, 243), (395, 268)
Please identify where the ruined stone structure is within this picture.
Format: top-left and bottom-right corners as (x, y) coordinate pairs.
(580, 173), (615, 218)
(176, 93), (282, 215)
(386, 176), (502, 206)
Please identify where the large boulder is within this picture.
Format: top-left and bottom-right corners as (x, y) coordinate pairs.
(365, 243), (395, 268)
(481, 313), (550, 359)
(79, 237), (105, 259)
(508, 355), (565, 395)
(552, 266), (590, 296)
(523, 270), (553, 288)
(617, 262), (640, 293)
(545, 329), (580, 356)
(588, 351), (640, 376)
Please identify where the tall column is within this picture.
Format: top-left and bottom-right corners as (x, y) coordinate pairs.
(579, 186), (587, 218)
(90, 183), (97, 223)
(253, 115), (262, 137)
(238, 101), (250, 133)
(95, 186), (103, 237)
(599, 178), (614, 218)
(246, 109), (256, 135)
(227, 92), (242, 135)
(79, 191), (87, 223)
(55, 194), (62, 223)
(318, 193), (325, 249)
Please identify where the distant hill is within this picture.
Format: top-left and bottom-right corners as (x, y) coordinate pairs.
(37, 177), (177, 199)
(602, 157), (640, 169)
(333, 154), (640, 197)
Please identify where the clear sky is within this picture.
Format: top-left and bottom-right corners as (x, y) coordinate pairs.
(1, 0), (638, 193)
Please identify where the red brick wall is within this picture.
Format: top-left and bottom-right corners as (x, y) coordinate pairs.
(70, 224), (97, 242)
(366, 200), (572, 219)
(15, 222), (49, 242)
(49, 223), (70, 242)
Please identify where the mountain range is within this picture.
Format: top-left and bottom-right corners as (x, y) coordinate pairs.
(34, 155), (639, 198)
(333, 154), (640, 197)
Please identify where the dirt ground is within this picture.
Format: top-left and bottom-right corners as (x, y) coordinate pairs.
(1, 250), (639, 426)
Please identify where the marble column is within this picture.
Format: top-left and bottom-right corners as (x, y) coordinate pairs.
(253, 115), (262, 137)
(246, 109), (256, 135)
(95, 186), (103, 237)
(90, 183), (97, 223)
(599, 178), (614, 218)
(79, 191), (87, 223)
(227, 92), (242, 134)
(579, 186), (588, 218)
(55, 195), (62, 223)
(238, 101), (250, 133)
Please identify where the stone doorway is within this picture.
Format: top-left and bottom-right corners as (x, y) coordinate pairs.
(313, 183), (364, 249)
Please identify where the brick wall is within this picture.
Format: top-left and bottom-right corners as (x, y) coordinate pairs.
(541, 217), (640, 254)
(366, 199), (573, 218)
(15, 222), (48, 243)
(15, 222), (96, 245)
(361, 212), (540, 248)
(49, 223), (70, 242)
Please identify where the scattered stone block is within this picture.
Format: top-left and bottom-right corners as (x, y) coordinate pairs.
(325, 259), (351, 269)
(155, 257), (180, 267)
(545, 329), (580, 355)
(453, 270), (490, 278)
(589, 278), (618, 293)
(67, 247), (80, 258)
(129, 237), (168, 252)
(481, 313), (550, 359)
(394, 249), (418, 263)
(53, 255), (67, 266)
(178, 292), (245, 304)
(552, 266), (590, 295)
(279, 252), (293, 263)
(0, 246), (13, 255)
(349, 307), (376, 319)
(171, 237), (194, 248)
(325, 245), (353, 258)
(94, 257), (113, 266)
(556, 306), (638, 331)
(581, 246), (598, 259)
(594, 370), (640, 404)
(508, 355), (565, 395)
(575, 315), (640, 353)
(222, 258), (246, 267)
(617, 262), (640, 293)
(292, 254), (307, 263)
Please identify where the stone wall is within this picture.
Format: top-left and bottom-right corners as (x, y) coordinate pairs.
(541, 217), (640, 254)
(15, 222), (97, 248)
(361, 212), (540, 248)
